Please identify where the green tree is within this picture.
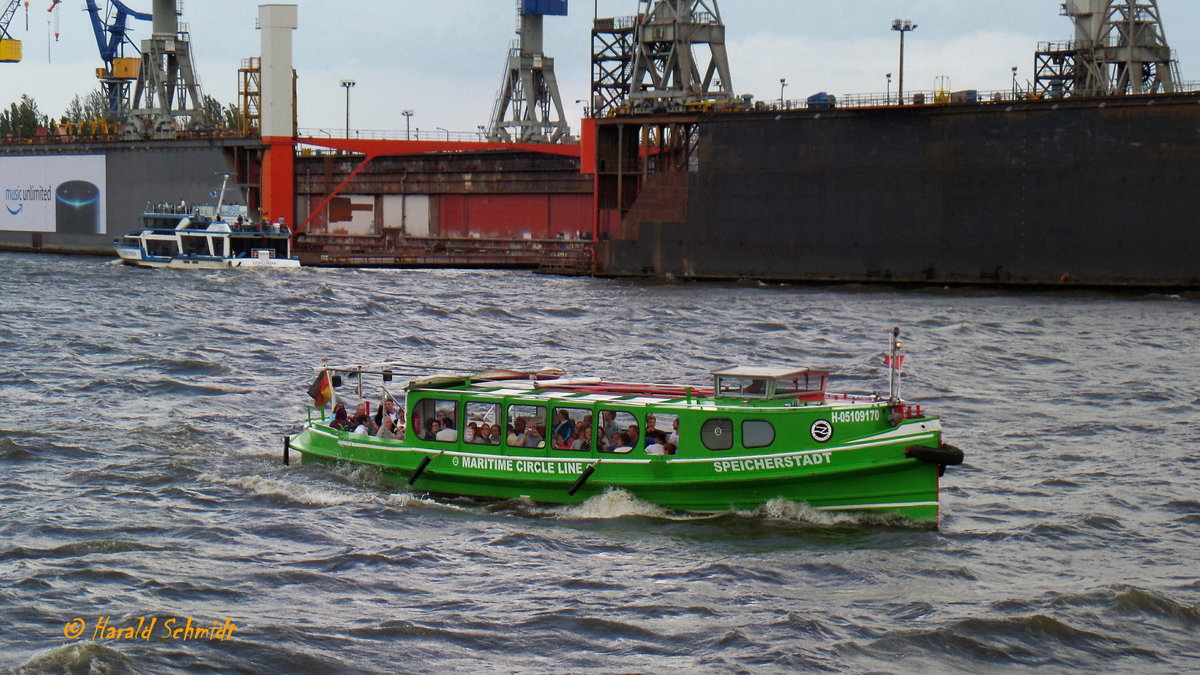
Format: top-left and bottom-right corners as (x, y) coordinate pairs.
(200, 94), (225, 129)
(0, 95), (45, 138)
(223, 103), (243, 133)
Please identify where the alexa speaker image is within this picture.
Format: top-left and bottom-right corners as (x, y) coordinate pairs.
(55, 180), (101, 234)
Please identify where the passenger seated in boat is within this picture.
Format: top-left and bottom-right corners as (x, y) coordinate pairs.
(329, 403), (354, 431)
(352, 402), (378, 436)
(571, 425), (593, 451)
(605, 432), (633, 454)
(377, 412), (404, 440)
(508, 417), (529, 446)
(435, 420), (458, 442)
(437, 410), (456, 431)
(488, 423), (503, 445)
(645, 430), (668, 455)
(424, 419), (440, 441)
(463, 423), (479, 444)
(668, 418), (679, 445)
(473, 423), (491, 445)
(645, 414), (659, 437)
(527, 424), (546, 448)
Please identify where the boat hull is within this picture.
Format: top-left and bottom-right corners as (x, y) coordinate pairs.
(114, 246), (300, 269)
(288, 420), (945, 522)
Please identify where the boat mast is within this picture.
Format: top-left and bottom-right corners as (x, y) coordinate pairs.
(888, 326), (902, 402)
(214, 171), (233, 219)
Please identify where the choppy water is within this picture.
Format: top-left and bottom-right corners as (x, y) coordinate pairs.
(1, 251), (1198, 673)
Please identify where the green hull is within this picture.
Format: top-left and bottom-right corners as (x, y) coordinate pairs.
(288, 418), (945, 522)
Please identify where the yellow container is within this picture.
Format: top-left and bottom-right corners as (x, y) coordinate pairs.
(0, 39), (22, 63)
(112, 57), (140, 79)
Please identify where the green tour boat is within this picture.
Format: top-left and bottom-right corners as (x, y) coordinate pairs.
(286, 329), (964, 523)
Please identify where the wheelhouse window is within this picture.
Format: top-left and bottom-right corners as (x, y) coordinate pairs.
(776, 372), (828, 399)
(550, 407), (592, 451)
(716, 375), (770, 398)
(599, 409), (639, 454)
(411, 398), (458, 443)
(701, 418), (734, 451)
(741, 420), (776, 449)
(464, 401), (501, 445)
(506, 404), (546, 448)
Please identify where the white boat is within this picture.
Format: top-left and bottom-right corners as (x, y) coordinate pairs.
(113, 174), (300, 269)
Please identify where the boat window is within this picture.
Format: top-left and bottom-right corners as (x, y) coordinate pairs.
(598, 409), (638, 454)
(464, 401), (501, 445)
(549, 407), (592, 451)
(701, 418), (734, 451)
(147, 240), (175, 257)
(180, 234), (209, 256)
(776, 373), (827, 397)
(506, 404), (546, 448)
(410, 398), (458, 443)
(741, 420), (776, 449)
(717, 376), (770, 398)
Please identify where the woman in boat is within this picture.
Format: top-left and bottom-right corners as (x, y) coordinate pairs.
(330, 403), (354, 431)
(571, 424), (593, 451)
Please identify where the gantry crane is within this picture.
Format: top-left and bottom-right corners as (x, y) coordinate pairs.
(487, 0), (571, 144)
(1035, 0), (1180, 98)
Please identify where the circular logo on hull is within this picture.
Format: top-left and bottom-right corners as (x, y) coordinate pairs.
(810, 419), (833, 443)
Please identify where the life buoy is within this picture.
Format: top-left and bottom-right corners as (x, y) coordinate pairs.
(905, 443), (964, 467)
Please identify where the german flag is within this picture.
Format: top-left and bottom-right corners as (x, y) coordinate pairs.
(307, 370), (333, 409)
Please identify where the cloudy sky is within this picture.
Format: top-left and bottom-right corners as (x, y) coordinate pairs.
(4, 1), (1200, 135)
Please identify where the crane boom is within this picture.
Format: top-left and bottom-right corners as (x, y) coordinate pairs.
(85, 0), (150, 63)
(1, 0), (21, 40)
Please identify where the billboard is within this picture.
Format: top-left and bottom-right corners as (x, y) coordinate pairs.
(1, 155), (107, 234)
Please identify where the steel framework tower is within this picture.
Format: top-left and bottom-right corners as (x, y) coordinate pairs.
(128, 0), (208, 135)
(627, 0), (734, 112)
(487, 0), (571, 144)
(1035, 0), (1179, 98)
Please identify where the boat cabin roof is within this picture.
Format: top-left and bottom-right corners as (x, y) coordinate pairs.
(317, 364), (837, 409)
(711, 366), (829, 401)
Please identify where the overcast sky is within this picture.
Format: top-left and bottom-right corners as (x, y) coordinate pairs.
(4, 1), (1200, 135)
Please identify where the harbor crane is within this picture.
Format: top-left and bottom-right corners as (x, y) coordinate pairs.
(0, 0), (27, 62)
(83, 0), (152, 120)
(1035, 0), (1180, 97)
(627, 0), (735, 111)
(487, 0), (571, 144)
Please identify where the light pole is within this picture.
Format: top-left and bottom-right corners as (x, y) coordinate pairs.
(891, 20), (917, 105)
(340, 79), (355, 139)
(436, 126), (450, 141)
(886, 72), (892, 105)
(1011, 66), (1019, 98)
(779, 78), (788, 108)
(401, 110), (414, 140)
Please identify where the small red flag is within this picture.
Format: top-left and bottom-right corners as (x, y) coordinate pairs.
(883, 354), (906, 370)
(307, 370), (333, 408)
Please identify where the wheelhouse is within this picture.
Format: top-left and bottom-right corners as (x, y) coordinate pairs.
(711, 366), (828, 401)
